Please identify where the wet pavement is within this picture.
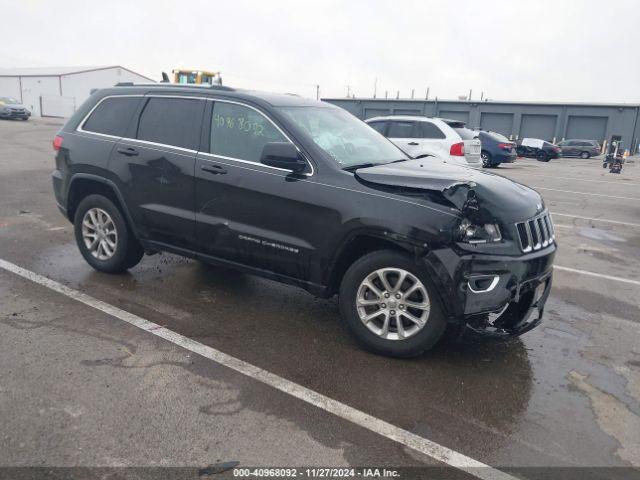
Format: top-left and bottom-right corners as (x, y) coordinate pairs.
(1, 118), (639, 477)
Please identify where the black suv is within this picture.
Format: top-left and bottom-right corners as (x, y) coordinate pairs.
(52, 84), (555, 357)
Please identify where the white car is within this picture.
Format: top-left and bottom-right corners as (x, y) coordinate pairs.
(365, 116), (482, 166)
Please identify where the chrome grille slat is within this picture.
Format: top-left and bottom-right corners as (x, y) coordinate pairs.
(515, 212), (555, 252)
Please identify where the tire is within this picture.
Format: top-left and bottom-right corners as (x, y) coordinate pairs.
(536, 151), (549, 162)
(73, 194), (144, 273)
(580, 151), (590, 159)
(481, 150), (492, 168)
(339, 250), (447, 358)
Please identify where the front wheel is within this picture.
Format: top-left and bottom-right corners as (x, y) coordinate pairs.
(339, 250), (447, 357)
(73, 194), (144, 273)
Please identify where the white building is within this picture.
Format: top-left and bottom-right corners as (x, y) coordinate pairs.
(0, 66), (154, 118)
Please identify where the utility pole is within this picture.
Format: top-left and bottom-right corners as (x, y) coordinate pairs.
(316, 85), (320, 100)
(373, 78), (377, 99)
(469, 89), (472, 101)
(385, 90), (388, 99)
(346, 85), (351, 98)
(480, 91), (484, 101)
(426, 87), (430, 100)
(396, 90), (400, 99)
(411, 89), (415, 99)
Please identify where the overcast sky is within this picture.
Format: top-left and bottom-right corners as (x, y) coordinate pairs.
(2, 0), (638, 102)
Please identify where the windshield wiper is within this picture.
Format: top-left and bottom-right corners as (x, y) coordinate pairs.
(342, 163), (378, 172)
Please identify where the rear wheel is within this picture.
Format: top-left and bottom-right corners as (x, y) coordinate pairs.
(339, 250), (447, 357)
(73, 194), (144, 273)
(580, 151), (590, 159)
(481, 150), (493, 167)
(536, 150), (549, 162)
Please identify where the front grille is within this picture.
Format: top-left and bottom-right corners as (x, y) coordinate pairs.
(515, 212), (554, 252)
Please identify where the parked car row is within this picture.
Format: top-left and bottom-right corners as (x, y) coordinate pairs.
(0, 96), (31, 121)
(363, 115), (601, 167)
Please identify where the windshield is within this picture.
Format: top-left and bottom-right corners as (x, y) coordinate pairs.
(0, 97), (19, 104)
(278, 106), (407, 167)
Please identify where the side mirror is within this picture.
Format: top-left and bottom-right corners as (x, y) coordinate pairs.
(260, 142), (307, 173)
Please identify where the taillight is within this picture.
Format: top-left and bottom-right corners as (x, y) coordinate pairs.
(450, 142), (464, 156)
(53, 135), (63, 151)
(498, 143), (513, 150)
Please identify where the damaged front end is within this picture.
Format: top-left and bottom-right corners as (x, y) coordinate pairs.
(354, 159), (556, 338)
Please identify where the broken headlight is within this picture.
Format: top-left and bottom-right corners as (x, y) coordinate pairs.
(457, 219), (502, 244)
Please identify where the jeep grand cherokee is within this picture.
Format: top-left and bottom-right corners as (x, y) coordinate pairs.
(52, 84), (555, 357)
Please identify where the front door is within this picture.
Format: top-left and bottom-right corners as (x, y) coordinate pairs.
(194, 100), (319, 281)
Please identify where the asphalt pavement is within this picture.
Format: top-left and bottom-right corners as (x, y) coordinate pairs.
(1, 118), (639, 479)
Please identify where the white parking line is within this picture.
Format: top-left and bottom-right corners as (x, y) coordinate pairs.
(0, 257), (515, 480)
(555, 266), (640, 287)
(551, 213), (640, 228)
(535, 187), (640, 201)
(505, 173), (640, 187)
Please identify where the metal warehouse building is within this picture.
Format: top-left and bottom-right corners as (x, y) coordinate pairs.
(0, 66), (154, 118)
(324, 98), (640, 153)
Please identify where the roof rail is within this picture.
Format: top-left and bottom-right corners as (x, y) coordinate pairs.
(114, 82), (234, 91)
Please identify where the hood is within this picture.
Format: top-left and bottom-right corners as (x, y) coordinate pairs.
(1, 103), (26, 109)
(354, 159), (543, 223)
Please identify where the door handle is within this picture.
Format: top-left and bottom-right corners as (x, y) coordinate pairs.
(117, 147), (139, 157)
(408, 142), (419, 146)
(201, 165), (227, 175)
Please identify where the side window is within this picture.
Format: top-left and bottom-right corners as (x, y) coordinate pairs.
(387, 121), (416, 138)
(137, 97), (203, 150)
(368, 121), (388, 134)
(82, 97), (140, 137)
(209, 102), (288, 162)
(419, 122), (447, 139)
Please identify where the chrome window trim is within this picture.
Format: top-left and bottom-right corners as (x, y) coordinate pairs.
(76, 93), (314, 176)
(199, 151), (293, 174)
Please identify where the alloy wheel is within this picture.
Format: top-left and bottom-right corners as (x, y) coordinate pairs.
(356, 268), (430, 340)
(82, 208), (118, 260)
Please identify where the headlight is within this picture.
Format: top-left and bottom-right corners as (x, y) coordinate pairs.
(457, 218), (502, 244)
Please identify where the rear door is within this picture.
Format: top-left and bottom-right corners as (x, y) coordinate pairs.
(415, 120), (450, 159)
(110, 95), (205, 249)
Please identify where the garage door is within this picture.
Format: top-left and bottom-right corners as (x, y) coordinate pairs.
(520, 114), (557, 141)
(480, 113), (513, 136)
(565, 116), (607, 142)
(439, 110), (469, 124)
(393, 109), (422, 116)
(364, 108), (391, 119)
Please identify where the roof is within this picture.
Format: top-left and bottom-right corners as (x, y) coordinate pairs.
(106, 83), (326, 107)
(0, 65), (155, 81)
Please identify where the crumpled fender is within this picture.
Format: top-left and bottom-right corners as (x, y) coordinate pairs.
(354, 159), (542, 223)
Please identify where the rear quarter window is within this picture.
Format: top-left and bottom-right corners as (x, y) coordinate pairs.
(367, 121), (388, 134)
(81, 97), (141, 137)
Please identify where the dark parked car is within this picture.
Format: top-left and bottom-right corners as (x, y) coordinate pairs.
(557, 139), (601, 158)
(476, 130), (517, 167)
(52, 84), (555, 357)
(0, 96), (31, 120)
(516, 138), (562, 162)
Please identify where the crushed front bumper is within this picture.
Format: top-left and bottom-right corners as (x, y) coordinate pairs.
(423, 245), (555, 337)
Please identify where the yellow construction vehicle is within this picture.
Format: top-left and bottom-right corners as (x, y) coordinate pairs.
(172, 69), (222, 86)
